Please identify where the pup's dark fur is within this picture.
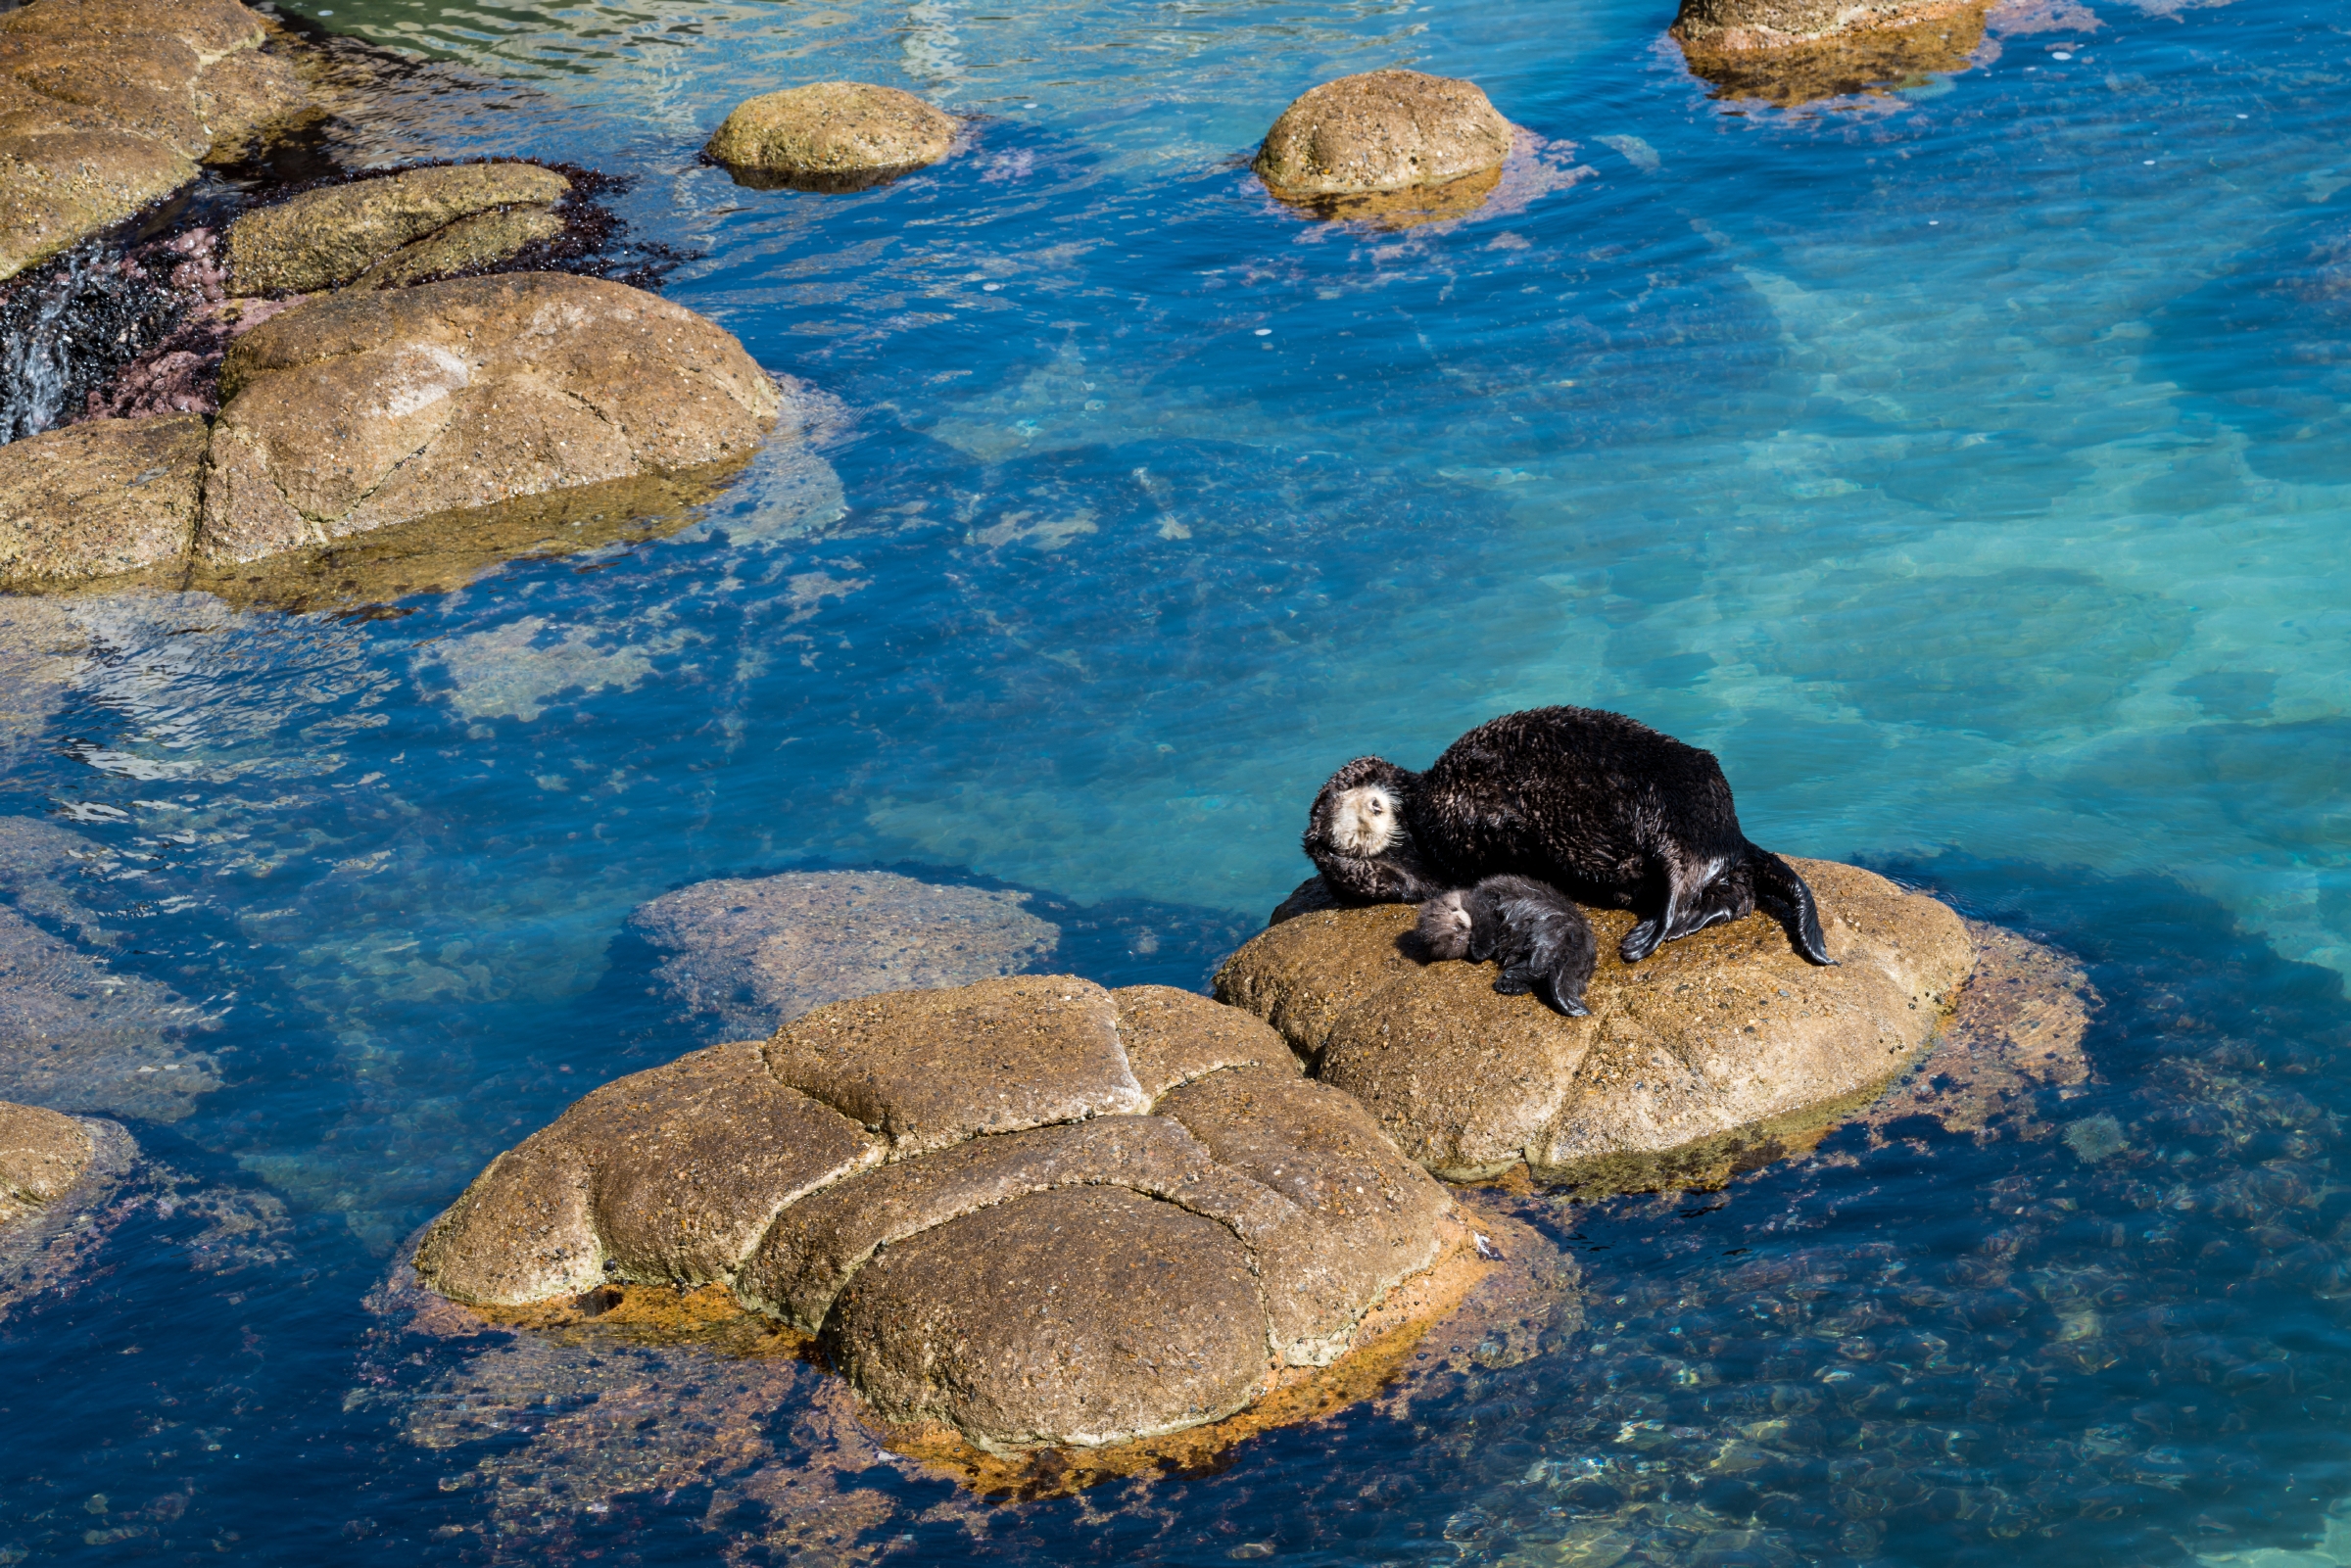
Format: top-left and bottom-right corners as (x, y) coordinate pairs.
(1415, 874), (1599, 1017)
(1310, 706), (1832, 967)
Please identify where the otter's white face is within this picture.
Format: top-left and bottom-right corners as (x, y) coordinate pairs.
(1329, 784), (1402, 856)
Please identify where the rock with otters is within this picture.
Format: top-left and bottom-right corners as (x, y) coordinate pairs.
(1220, 859), (1985, 1194)
(410, 976), (1472, 1454)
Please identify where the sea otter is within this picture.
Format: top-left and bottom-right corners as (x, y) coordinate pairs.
(1416, 874), (1599, 1017)
(1303, 706), (1833, 967)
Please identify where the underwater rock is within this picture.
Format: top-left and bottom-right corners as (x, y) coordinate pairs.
(0, 594), (83, 770)
(628, 869), (1062, 1036)
(0, 0), (309, 281)
(1669, 0), (1995, 105)
(0, 815), (221, 1121)
(1253, 70), (1513, 219)
(225, 163), (572, 296)
(0, 412), (207, 588)
(1218, 859), (1974, 1193)
(0, 1098), (92, 1224)
(703, 81), (956, 192)
(412, 977), (1457, 1450)
(195, 271), (782, 565)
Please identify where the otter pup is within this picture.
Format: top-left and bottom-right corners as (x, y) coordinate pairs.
(1308, 706), (1832, 967)
(1416, 874), (1599, 1017)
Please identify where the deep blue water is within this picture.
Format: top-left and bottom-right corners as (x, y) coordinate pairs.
(4, 0), (2351, 1558)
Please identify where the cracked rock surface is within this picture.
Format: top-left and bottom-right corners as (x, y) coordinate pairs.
(1218, 858), (1979, 1193)
(200, 272), (783, 563)
(0, 0), (309, 282)
(413, 976), (1454, 1450)
(226, 163), (572, 295)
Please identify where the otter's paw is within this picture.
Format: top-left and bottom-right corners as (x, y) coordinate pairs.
(1619, 921), (1663, 964)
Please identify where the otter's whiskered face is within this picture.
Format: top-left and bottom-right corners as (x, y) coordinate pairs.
(1415, 889), (1475, 961)
(1328, 784), (1402, 856)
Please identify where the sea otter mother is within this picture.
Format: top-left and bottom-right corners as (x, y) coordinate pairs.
(1302, 706), (1833, 967)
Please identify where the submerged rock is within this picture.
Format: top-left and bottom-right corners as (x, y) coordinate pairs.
(0, 816), (220, 1121)
(0, 413), (207, 588)
(0, 594), (84, 770)
(0, 0), (309, 282)
(225, 163), (572, 296)
(628, 870), (1061, 1036)
(1254, 70), (1513, 219)
(0, 1098), (92, 1223)
(413, 977), (1459, 1451)
(1669, 0), (1995, 105)
(1217, 859), (1975, 1193)
(195, 272), (780, 563)
(704, 81), (956, 192)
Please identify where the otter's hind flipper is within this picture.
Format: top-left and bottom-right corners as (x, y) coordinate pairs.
(1746, 840), (1833, 965)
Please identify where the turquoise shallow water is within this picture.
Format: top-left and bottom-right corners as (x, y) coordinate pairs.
(4, 0), (2351, 1558)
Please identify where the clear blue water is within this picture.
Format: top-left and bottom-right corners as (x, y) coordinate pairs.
(5, 0), (2351, 1557)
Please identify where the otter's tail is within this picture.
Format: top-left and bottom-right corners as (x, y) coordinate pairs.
(1744, 840), (1833, 965)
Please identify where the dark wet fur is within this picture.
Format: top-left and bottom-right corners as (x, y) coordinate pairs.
(1415, 874), (1598, 1017)
(1318, 707), (1832, 966)
(1302, 756), (1443, 903)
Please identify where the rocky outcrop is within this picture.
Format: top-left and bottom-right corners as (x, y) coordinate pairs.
(413, 976), (1457, 1451)
(704, 81), (956, 192)
(225, 163), (571, 296)
(0, 0), (308, 282)
(0, 1098), (92, 1224)
(1217, 859), (1976, 1194)
(1670, 0), (1995, 105)
(0, 413), (206, 584)
(198, 272), (781, 562)
(629, 870), (1061, 1036)
(0, 273), (788, 595)
(1254, 71), (1513, 221)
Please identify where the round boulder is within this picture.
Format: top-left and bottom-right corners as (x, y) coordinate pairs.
(412, 976), (1454, 1451)
(704, 81), (955, 193)
(1669, 0), (1994, 106)
(1216, 859), (1976, 1194)
(1254, 70), (1513, 212)
(194, 271), (783, 566)
(0, 1099), (93, 1224)
(225, 162), (572, 296)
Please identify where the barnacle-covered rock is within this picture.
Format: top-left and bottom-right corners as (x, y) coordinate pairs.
(1218, 858), (1976, 1193)
(704, 81), (956, 192)
(413, 977), (1458, 1451)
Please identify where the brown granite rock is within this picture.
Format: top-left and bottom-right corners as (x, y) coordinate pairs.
(628, 870), (1061, 1037)
(1670, 0), (1995, 105)
(0, 413), (207, 589)
(824, 1186), (1268, 1449)
(0, 1098), (92, 1224)
(704, 81), (956, 192)
(1219, 859), (1975, 1193)
(0, 0), (307, 282)
(197, 272), (783, 564)
(765, 975), (1142, 1159)
(225, 163), (572, 296)
(1254, 70), (1513, 207)
(415, 975), (1454, 1450)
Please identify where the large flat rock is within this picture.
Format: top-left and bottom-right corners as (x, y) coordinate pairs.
(1218, 858), (1975, 1192)
(199, 272), (783, 564)
(414, 979), (1453, 1451)
(0, 0), (307, 281)
(0, 413), (207, 589)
